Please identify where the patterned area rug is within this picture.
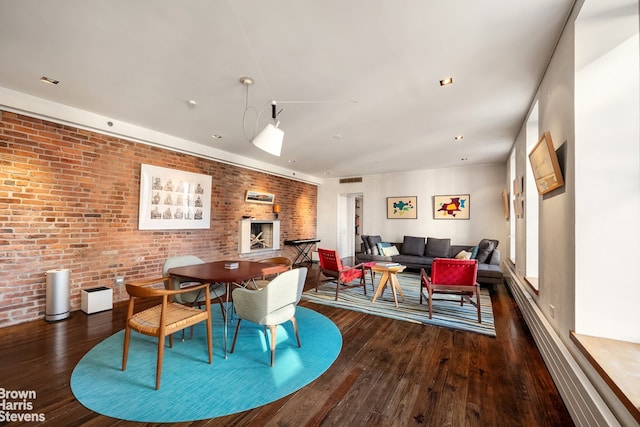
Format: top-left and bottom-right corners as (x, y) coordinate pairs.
(302, 272), (496, 337)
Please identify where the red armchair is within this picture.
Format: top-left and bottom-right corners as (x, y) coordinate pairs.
(316, 248), (367, 301)
(420, 258), (481, 323)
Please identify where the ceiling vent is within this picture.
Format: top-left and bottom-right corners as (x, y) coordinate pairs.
(339, 177), (363, 184)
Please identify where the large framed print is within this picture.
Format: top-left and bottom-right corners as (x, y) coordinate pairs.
(387, 196), (417, 219)
(138, 164), (212, 230)
(433, 194), (470, 219)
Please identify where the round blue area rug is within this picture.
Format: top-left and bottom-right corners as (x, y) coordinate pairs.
(71, 306), (341, 423)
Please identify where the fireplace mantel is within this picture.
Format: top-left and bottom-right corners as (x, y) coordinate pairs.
(238, 220), (280, 254)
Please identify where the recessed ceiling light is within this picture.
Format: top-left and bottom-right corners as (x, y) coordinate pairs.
(288, 160), (296, 164)
(211, 134), (222, 139)
(461, 157), (468, 161)
(40, 76), (59, 85)
(439, 77), (454, 86)
(454, 135), (464, 141)
(188, 100), (197, 107)
(323, 171), (332, 175)
(332, 134), (343, 140)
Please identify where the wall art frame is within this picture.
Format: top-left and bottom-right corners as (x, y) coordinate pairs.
(501, 189), (510, 219)
(138, 164), (212, 230)
(245, 190), (275, 204)
(529, 131), (565, 195)
(387, 196), (417, 219)
(433, 194), (470, 220)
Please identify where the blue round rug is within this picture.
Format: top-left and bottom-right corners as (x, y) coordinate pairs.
(71, 306), (341, 422)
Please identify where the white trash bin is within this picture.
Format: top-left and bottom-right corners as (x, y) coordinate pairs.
(45, 269), (70, 321)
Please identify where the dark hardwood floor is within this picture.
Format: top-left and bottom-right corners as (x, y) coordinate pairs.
(0, 263), (573, 426)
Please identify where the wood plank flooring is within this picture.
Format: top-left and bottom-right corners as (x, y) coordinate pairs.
(0, 264), (573, 426)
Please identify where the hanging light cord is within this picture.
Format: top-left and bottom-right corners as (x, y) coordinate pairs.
(241, 80), (284, 142)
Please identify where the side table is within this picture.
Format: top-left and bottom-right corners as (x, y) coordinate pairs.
(371, 264), (406, 308)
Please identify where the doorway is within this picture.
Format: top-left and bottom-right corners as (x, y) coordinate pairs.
(337, 192), (363, 257)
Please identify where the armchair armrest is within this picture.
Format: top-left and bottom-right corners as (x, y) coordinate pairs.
(126, 277), (210, 298)
(340, 262), (365, 273)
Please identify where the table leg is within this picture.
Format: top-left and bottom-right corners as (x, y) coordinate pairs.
(371, 272), (390, 303)
(223, 283), (229, 358)
(389, 273), (399, 307)
(391, 273), (405, 301)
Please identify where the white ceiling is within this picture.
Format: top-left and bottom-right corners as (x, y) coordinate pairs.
(0, 0), (575, 179)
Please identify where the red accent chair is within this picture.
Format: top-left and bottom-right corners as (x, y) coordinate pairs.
(420, 258), (481, 323)
(316, 248), (367, 300)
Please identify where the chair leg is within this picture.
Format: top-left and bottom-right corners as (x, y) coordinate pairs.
(122, 326), (131, 371)
(230, 319), (243, 353)
(334, 278), (341, 301)
(428, 289), (433, 319)
(268, 325), (278, 367)
(291, 316), (301, 348)
(156, 334), (166, 390)
(475, 285), (482, 323)
(315, 269), (322, 292)
(206, 318), (213, 364)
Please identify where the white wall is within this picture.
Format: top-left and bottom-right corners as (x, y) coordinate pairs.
(317, 164), (508, 253)
(508, 0), (639, 423)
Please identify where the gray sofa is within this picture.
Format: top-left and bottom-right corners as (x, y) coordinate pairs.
(355, 235), (503, 285)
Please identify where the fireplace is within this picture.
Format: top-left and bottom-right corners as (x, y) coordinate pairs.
(239, 220), (280, 254)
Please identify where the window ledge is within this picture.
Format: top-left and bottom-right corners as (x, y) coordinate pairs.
(570, 331), (640, 424)
(524, 276), (539, 295)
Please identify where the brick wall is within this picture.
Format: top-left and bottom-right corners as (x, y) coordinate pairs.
(0, 111), (317, 327)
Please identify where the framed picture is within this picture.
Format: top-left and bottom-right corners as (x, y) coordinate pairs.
(529, 131), (564, 195)
(501, 189), (510, 219)
(245, 190), (275, 204)
(433, 194), (470, 220)
(387, 196), (417, 219)
(138, 164), (211, 230)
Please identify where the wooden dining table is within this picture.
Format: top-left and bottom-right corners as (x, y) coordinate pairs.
(167, 260), (289, 358)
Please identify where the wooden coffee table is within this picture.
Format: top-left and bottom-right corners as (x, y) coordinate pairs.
(371, 264), (406, 308)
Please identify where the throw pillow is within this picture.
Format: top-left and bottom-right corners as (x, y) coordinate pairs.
(381, 245), (400, 256)
(361, 235), (371, 254)
(454, 250), (472, 260)
(402, 235), (425, 256)
(476, 239), (496, 263)
(425, 237), (451, 257)
(367, 235), (382, 255)
(470, 246), (479, 259)
(376, 242), (392, 254)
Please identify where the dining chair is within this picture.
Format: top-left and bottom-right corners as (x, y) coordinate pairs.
(315, 248), (366, 300)
(162, 255), (226, 317)
(419, 258), (481, 323)
(121, 277), (213, 390)
(230, 267), (308, 367)
(252, 256), (293, 289)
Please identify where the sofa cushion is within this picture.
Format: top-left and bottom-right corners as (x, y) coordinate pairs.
(476, 239), (496, 263)
(402, 235), (425, 256)
(454, 250), (472, 260)
(361, 235), (371, 254)
(391, 254), (434, 268)
(425, 237), (451, 258)
(381, 245), (400, 256)
(367, 235), (382, 255)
